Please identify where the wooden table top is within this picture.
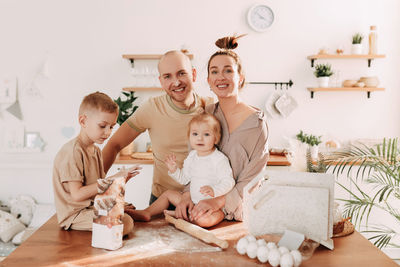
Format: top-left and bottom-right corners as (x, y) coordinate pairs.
(2, 215), (396, 267)
(115, 153), (291, 166)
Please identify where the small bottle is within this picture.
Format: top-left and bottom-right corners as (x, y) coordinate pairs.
(368, 25), (377, 54)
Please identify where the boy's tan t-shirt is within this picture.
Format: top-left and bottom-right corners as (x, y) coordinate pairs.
(127, 94), (213, 197)
(52, 137), (105, 229)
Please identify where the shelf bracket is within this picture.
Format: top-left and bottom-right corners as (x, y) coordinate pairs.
(310, 91), (314, 99)
(310, 59), (315, 67)
(368, 59), (372, 67)
(367, 91), (371, 98)
(129, 59), (135, 68)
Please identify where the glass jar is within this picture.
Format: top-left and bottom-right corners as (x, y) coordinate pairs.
(368, 25), (377, 54)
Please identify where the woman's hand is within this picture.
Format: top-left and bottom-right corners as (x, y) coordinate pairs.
(164, 154), (178, 173)
(175, 191), (194, 221)
(191, 195), (226, 221)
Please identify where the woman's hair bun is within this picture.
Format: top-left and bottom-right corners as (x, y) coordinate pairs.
(215, 34), (246, 50)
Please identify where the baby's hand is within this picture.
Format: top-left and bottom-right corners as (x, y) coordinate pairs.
(200, 185), (214, 197)
(164, 154), (178, 173)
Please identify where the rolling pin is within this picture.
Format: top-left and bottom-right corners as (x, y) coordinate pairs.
(164, 213), (229, 249)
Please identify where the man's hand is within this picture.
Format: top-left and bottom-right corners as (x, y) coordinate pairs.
(164, 154), (178, 173)
(175, 191), (194, 221)
(200, 185), (214, 197)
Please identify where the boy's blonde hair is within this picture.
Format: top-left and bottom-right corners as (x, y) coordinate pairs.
(79, 91), (118, 115)
(188, 113), (221, 144)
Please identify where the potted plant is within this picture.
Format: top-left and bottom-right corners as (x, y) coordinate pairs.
(326, 138), (399, 249)
(296, 130), (322, 159)
(351, 33), (363, 54)
(114, 91), (139, 155)
(314, 63), (333, 88)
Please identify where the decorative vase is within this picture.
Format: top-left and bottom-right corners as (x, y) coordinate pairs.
(309, 145), (319, 160)
(290, 140), (308, 172)
(317, 77), (329, 88)
(351, 44), (362, 55)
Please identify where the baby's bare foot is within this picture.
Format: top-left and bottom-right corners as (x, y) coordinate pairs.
(126, 210), (151, 221)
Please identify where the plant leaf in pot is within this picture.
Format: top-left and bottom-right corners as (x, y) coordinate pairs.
(351, 33), (363, 54)
(114, 91), (139, 155)
(314, 63), (333, 88)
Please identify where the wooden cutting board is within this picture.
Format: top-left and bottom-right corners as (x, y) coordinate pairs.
(131, 152), (153, 160)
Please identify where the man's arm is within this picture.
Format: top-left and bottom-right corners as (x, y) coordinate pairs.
(103, 122), (141, 173)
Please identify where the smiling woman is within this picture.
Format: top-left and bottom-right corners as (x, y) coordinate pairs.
(174, 35), (269, 223)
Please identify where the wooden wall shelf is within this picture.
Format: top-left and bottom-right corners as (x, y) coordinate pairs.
(123, 54), (194, 67)
(123, 87), (163, 92)
(123, 54), (194, 60)
(307, 54), (385, 67)
(307, 87), (385, 98)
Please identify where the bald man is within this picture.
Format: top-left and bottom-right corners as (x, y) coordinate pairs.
(103, 51), (213, 205)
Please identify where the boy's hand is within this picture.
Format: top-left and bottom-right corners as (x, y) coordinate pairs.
(200, 185), (214, 197)
(109, 165), (142, 183)
(164, 154), (178, 173)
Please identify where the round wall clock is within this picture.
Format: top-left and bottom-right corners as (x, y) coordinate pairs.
(247, 4), (274, 32)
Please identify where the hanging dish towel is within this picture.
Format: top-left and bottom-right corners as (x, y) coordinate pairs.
(274, 93), (298, 118)
(264, 91), (282, 118)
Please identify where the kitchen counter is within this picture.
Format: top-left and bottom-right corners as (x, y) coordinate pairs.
(2, 215), (397, 266)
(115, 153), (291, 166)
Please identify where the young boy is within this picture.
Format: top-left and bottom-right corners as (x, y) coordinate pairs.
(52, 91), (140, 235)
(126, 113), (235, 227)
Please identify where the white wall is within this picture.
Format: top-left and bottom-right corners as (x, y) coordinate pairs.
(0, 0), (399, 204)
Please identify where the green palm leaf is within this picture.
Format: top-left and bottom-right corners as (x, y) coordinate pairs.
(362, 225), (398, 249)
(326, 138), (400, 249)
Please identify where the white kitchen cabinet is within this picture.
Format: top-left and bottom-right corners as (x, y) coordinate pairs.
(107, 163), (153, 209)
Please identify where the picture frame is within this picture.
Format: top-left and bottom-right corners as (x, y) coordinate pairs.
(24, 132), (45, 151)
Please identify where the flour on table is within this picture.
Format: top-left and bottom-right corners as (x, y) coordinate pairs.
(107, 219), (221, 258)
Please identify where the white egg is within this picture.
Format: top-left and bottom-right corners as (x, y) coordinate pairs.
(246, 241), (258, 259)
(268, 248), (281, 267)
(290, 250), (302, 267)
(256, 238), (267, 247)
(245, 234), (257, 243)
(236, 237), (248, 255)
(266, 241), (277, 250)
(280, 253), (294, 267)
(257, 246), (269, 263)
(278, 246), (290, 255)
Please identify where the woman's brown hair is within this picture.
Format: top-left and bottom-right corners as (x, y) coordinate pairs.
(207, 34), (246, 89)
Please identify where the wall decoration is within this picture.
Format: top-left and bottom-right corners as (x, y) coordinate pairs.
(6, 79), (23, 120)
(61, 127), (75, 139)
(0, 76), (16, 105)
(24, 132), (45, 151)
(3, 123), (25, 151)
(26, 55), (49, 98)
(247, 4), (274, 32)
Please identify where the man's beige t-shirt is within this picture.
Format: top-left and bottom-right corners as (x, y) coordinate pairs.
(52, 137), (105, 229)
(127, 93), (213, 197)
